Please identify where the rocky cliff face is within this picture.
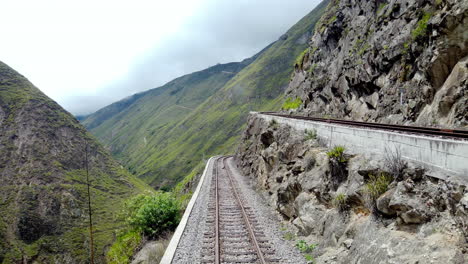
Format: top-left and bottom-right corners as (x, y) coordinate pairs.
(287, 0), (467, 128)
(236, 115), (468, 263)
(0, 61), (150, 263)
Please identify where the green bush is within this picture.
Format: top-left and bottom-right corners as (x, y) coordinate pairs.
(126, 192), (181, 237)
(296, 240), (317, 253)
(282, 97), (302, 110)
(326, 146), (347, 163)
(364, 172), (393, 200)
(296, 240), (317, 264)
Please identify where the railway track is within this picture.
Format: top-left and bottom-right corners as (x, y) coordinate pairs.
(200, 157), (280, 264)
(260, 112), (468, 139)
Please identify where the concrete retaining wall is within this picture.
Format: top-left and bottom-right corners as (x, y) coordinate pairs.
(255, 112), (468, 184)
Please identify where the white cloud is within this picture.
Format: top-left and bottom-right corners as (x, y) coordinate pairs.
(0, 0), (321, 114)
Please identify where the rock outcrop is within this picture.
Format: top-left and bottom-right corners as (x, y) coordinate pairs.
(287, 0), (467, 128)
(236, 115), (467, 263)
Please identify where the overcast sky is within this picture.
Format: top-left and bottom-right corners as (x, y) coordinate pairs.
(0, 0), (321, 115)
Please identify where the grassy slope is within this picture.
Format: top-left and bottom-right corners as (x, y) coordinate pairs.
(0, 61), (152, 263)
(84, 0), (329, 188)
(82, 60), (256, 185)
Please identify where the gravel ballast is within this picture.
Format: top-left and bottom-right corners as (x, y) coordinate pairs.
(171, 156), (307, 263)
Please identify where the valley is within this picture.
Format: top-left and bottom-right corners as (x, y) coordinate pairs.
(1, 0), (467, 263)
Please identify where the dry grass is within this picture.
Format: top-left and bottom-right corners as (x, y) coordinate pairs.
(384, 146), (407, 180)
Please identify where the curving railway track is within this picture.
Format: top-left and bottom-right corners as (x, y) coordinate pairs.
(260, 112), (468, 140)
(200, 157), (280, 264)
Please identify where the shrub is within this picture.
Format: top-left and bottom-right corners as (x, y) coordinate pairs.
(282, 97), (302, 110)
(304, 129), (317, 141)
(332, 193), (347, 211)
(126, 192), (181, 238)
(364, 172), (393, 201)
(326, 146), (347, 163)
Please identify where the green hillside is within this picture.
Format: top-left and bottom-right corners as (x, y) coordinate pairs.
(83, 0), (329, 188)
(0, 61), (152, 263)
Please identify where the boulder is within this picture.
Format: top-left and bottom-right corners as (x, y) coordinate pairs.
(376, 188), (397, 216)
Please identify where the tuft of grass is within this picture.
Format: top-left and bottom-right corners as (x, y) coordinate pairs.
(364, 172), (393, 201)
(304, 254), (315, 264)
(326, 146), (347, 163)
(358, 43), (371, 56)
(332, 193), (348, 210)
(327, 15), (337, 24)
(282, 97), (302, 110)
(283, 231), (296, 241)
(377, 3), (387, 14)
(412, 12), (431, 40)
(295, 48), (309, 66)
(384, 146), (407, 180)
(106, 231), (142, 264)
(304, 129), (317, 141)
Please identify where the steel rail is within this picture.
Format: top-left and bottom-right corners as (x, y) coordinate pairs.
(222, 157), (267, 264)
(214, 158), (220, 264)
(260, 112), (468, 139)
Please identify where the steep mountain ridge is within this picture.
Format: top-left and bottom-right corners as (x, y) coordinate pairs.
(0, 61), (151, 263)
(287, 0), (467, 127)
(82, 0), (329, 188)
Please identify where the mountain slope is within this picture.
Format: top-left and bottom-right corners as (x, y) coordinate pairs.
(0, 61), (151, 263)
(82, 0), (329, 189)
(82, 58), (258, 186)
